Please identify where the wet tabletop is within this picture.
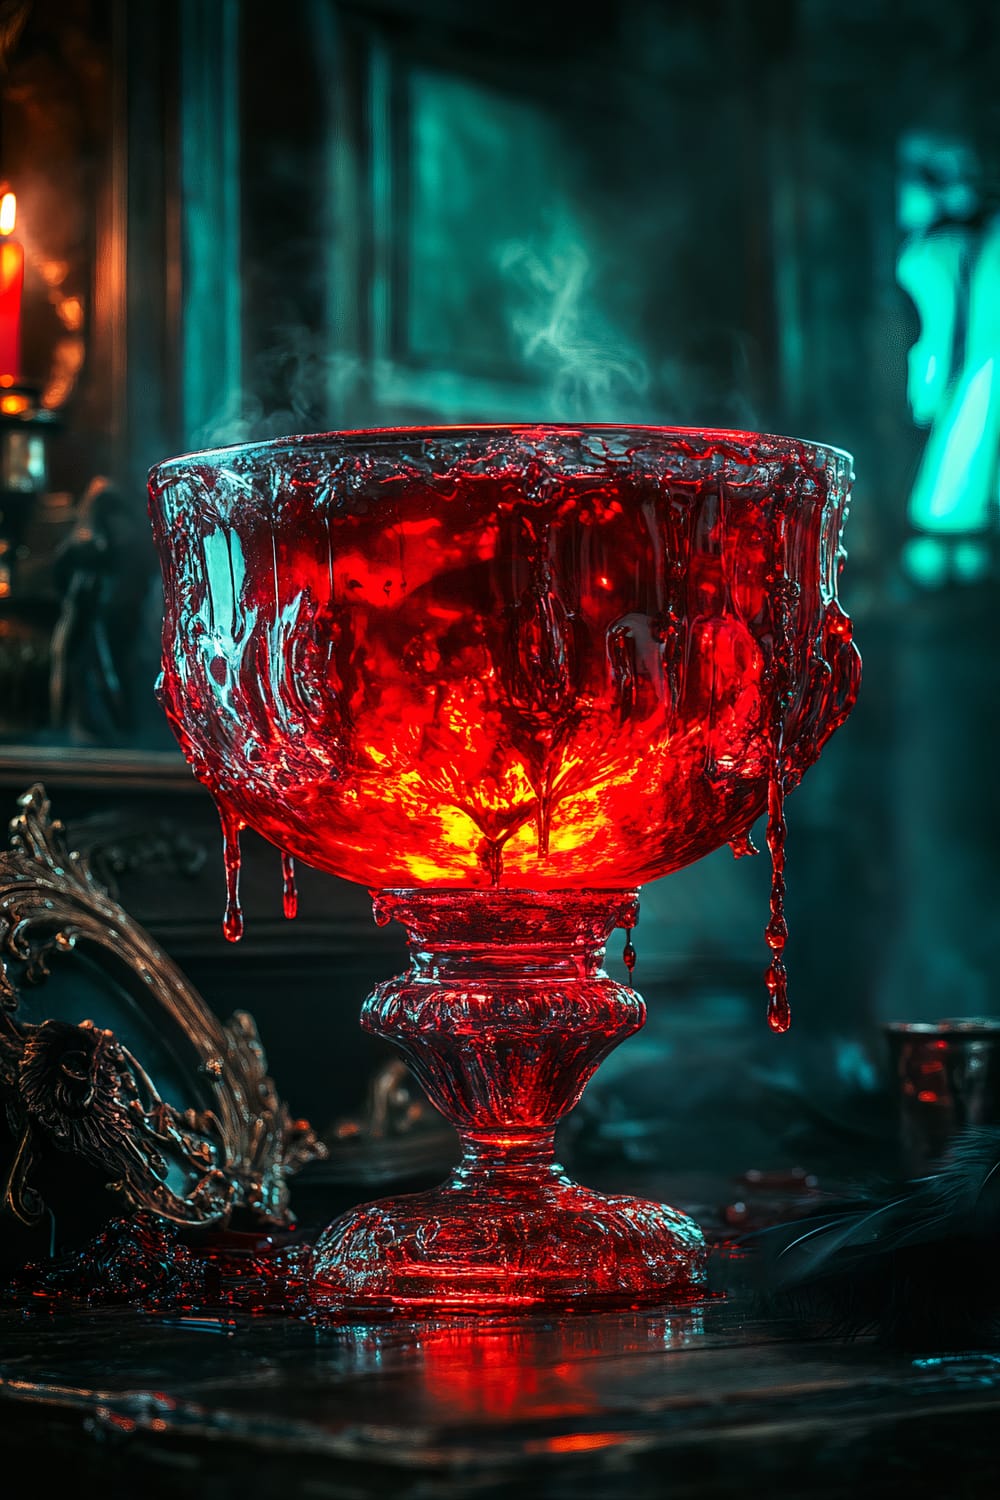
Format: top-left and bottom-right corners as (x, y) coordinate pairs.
(2, 1295), (1000, 1498)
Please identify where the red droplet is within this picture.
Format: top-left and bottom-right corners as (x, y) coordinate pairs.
(766, 958), (790, 1033)
(216, 799), (244, 943)
(729, 831), (759, 859)
(622, 928), (636, 974)
(281, 851), (298, 920)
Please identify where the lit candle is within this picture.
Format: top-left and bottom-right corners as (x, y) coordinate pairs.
(0, 191), (24, 385)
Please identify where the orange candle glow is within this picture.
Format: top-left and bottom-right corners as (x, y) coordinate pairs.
(0, 192), (24, 385)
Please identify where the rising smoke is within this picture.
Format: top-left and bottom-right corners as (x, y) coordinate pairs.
(190, 208), (759, 449)
(497, 217), (652, 421)
(190, 339), (367, 451)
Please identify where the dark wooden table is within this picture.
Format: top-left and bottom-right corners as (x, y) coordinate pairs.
(2, 1290), (1000, 1498)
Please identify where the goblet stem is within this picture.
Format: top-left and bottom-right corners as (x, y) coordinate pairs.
(309, 889), (706, 1312)
(450, 1131), (561, 1184)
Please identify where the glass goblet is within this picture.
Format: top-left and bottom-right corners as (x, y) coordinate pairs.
(149, 425), (860, 1311)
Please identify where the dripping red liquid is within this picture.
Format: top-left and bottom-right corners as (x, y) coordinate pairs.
(217, 801), (244, 943)
(623, 927), (637, 974)
(763, 569), (797, 1033)
(281, 852), (298, 920)
(153, 429), (860, 1024)
(765, 771), (791, 1033)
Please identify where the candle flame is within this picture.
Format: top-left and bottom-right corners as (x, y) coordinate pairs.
(0, 193), (15, 237)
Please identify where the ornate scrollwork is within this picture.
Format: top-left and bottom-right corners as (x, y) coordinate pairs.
(0, 784), (323, 1229)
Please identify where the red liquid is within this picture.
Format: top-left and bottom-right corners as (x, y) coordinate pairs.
(622, 926), (637, 974)
(150, 427), (860, 1023)
(281, 851), (298, 920)
(4, 1213), (310, 1316)
(217, 801), (244, 942)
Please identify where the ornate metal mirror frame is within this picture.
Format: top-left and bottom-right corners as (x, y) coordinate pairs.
(0, 785), (321, 1231)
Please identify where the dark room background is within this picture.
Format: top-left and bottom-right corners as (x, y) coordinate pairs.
(0, 0), (996, 1158)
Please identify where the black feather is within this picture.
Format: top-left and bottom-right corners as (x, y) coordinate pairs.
(739, 1128), (1000, 1350)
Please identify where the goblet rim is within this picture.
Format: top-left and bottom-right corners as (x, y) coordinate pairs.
(148, 422), (854, 484)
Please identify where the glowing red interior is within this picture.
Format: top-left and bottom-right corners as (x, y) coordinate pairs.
(148, 424), (859, 896)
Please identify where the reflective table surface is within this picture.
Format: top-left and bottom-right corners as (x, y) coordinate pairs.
(3, 1286), (1000, 1498)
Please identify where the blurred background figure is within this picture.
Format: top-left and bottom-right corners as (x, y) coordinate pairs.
(898, 133), (1000, 588)
(50, 475), (152, 744)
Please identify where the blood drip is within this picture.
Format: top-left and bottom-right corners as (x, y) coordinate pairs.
(763, 573), (797, 1034)
(281, 852), (298, 920)
(622, 927), (637, 974)
(217, 800), (244, 943)
(764, 771), (790, 1033)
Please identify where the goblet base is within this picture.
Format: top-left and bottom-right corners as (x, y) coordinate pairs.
(307, 888), (707, 1314)
(310, 1166), (706, 1313)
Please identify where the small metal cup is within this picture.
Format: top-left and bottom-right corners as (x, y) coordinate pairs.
(885, 1019), (1000, 1177)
